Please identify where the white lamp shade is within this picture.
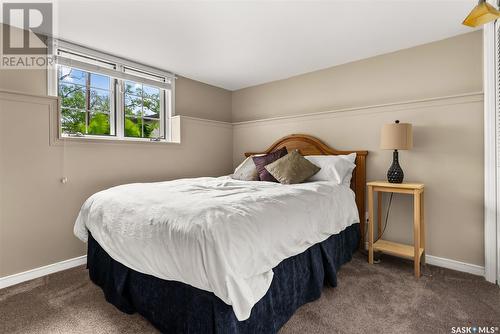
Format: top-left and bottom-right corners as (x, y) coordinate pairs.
(380, 123), (413, 150)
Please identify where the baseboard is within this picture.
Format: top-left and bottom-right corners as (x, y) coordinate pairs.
(363, 242), (485, 277)
(0, 250), (486, 290)
(425, 255), (485, 277)
(0, 255), (87, 289)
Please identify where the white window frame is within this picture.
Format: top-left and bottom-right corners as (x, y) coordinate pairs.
(120, 79), (167, 141)
(48, 39), (175, 143)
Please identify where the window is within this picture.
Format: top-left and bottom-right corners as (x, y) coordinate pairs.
(59, 66), (113, 136)
(52, 40), (174, 142)
(124, 81), (163, 139)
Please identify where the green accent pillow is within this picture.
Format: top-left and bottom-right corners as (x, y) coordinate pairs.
(264, 150), (321, 184)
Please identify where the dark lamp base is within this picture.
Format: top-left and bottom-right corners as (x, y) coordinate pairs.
(387, 150), (404, 183)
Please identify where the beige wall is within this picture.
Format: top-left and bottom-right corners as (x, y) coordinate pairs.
(231, 31), (485, 267)
(176, 76), (232, 122)
(0, 69), (47, 96)
(0, 25), (49, 96)
(0, 30), (486, 278)
(0, 25), (233, 277)
(0, 27), (232, 277)
(0, 26), (233, 276)
(232, 31), (483, 122)
(0, 92), (233, 277)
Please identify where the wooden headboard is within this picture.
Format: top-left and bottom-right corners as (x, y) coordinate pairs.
(245, 134), (368, 248)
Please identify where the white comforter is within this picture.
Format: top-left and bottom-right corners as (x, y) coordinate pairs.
(74, 176), (359, 320)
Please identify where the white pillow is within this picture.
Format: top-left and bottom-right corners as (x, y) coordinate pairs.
(305, 153), (356, 185)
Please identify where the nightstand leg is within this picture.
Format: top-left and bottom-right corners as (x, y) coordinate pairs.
(377, 192), (382, 239)
(368, 186), (374, 264)
(421, 191), (425, 266)
(413, 190), (421, 278)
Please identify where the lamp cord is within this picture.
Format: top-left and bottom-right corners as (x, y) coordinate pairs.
(362, 193), (394, 260)
(374, 193), (393, 244)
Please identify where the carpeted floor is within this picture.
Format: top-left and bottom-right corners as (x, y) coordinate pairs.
(1, 253), (499, 334)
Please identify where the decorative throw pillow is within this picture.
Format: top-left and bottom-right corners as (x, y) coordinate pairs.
(252, 147), (288, 182)
(265, 150), (321, 184)
(231, 156), (260, 181)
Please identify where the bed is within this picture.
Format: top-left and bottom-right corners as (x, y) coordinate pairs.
(75, 134), (368, 333)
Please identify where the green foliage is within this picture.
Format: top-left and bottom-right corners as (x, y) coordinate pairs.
(143, 97), (160, 117)
(61, 109), (86, 134)
(124, 117), (160, 138)
(124, 81), (161, 139)
(88, 113), (110, 135)
(124, 117), (141, 137)
(144, 120), (160, 138)
(89, 90), (110, 112)
(60, 84), (85, 109)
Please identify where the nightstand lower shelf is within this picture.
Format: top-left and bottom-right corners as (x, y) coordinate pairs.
(373, 239), (424, 260)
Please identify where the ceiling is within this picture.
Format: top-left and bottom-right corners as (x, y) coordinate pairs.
(53, 0), (477, 91)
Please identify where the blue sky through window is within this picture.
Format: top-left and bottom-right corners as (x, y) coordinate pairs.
(90, 73), (110, 90)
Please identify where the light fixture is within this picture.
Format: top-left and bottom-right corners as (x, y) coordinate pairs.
(380, 120), (413, 184)
(463, 0), (500, 27)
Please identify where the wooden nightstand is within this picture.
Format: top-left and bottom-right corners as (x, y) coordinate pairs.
(367, 181), (425, 278)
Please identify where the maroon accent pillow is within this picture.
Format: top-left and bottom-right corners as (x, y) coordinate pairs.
(252, 147), (288, 182)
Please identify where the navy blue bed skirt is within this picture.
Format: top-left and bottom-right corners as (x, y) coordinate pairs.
(87, 223), (360, 334)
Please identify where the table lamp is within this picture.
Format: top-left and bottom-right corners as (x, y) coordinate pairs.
(380, 120), (413, 183)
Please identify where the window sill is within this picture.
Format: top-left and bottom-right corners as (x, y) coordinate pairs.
(56, 135), (181, 145)
(49, 116), (181, 146)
